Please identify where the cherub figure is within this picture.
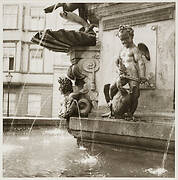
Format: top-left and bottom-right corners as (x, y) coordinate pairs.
(103, 25), (150, 120)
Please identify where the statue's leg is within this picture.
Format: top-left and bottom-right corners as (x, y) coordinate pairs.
(63, 3), (83, 12)
(109, 82), (118, 100)
(104, 84), (111, 103)
(102, 84), (113, 117)
(128, 81), (140, 120)
(109, 83), (119, 117)
(72, 64), (86, 80)
(69, 92), (80, 101)
(44, 3), (63, 13)
(78, 5), (96, 32)
(64, 99), (79, 119)
(60, 11), (90, 30)
(78, 5), (88, 22)
(66, 3), (97, 27)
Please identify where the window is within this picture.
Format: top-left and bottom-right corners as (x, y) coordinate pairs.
(3, 43), (16, 71)
(29, 45), (43, 73)
(28, 94), (41, 116)
(30, 7), (45, 31)
(3, 93), (16, 116)
(3, 5), (18, 29)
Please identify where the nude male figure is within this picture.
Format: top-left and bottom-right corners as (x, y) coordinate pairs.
(44, 3), (95, 33)
(103, 25), (147, 118)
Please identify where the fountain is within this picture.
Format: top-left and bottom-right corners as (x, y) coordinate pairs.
(3, 2), (175, 178)
(28, 95), (52, 135)
(145, 120), (175, 176)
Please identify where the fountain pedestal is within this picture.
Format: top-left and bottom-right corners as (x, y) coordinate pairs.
(66, 3), (175, 152)
(68, 46), (100, 111)
(67, 43), (175, 153)
(69, 116), (175, 153)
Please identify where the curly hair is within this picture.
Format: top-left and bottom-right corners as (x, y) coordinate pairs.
(116, 25), (134, 38)
(58, 77), (73, 95)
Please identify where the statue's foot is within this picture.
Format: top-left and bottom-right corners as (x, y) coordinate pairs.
(125, 117), (132, 121)
(125, 116), (138, 122)
(115, 115), (125, 120)
(132, 116), (139, 122)
(108, 113), (115, 119)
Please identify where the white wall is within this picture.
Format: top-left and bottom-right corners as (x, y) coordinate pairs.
(98, 19), (175, 112)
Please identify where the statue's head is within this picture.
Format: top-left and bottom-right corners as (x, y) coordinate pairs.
(117, 25), (134, 48)
(58, 77), (73, 95)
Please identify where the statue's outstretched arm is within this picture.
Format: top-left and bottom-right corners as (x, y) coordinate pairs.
(44, 3), (63, 13)
(44, 3), (83, 14)
(60, 11), (89, 28)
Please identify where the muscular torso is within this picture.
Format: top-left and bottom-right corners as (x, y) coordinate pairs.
(119, 45), (139, 78)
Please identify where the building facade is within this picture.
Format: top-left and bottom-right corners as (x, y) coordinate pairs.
(3, 2), (175, 118)
(2, 2), (81, 117)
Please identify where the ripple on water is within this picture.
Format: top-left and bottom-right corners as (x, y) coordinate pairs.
(145, 167), (168, 176)
(3, 144), (23, 153)
(43, 129), (67, 136)
(80, 154), (98, 165)
(19, 136), (30, 140)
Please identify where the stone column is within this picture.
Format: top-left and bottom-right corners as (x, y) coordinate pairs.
(69, 46), (100, 111)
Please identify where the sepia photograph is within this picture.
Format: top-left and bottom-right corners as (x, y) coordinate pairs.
(1, 0), (176, 178)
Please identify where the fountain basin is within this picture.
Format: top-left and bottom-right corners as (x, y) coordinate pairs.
(3, 117), (66, 129)
(3, 126), (175, 177)
(69, 117), (175, 153)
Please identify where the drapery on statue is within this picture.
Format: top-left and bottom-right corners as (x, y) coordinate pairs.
(103, 25), (150, 120)
(31, 3), (97, 52)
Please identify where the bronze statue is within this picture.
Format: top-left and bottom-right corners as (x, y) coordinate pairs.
(44, 3), (95, 33)
(58, 76), (92, 123)
(31, 3), (97, 52)
(103, 25), (150, 120)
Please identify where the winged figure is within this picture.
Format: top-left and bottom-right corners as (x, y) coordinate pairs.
(103, 25), (150, 120)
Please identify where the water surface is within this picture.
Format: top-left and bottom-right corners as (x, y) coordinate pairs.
(3, 126), (175, 177)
